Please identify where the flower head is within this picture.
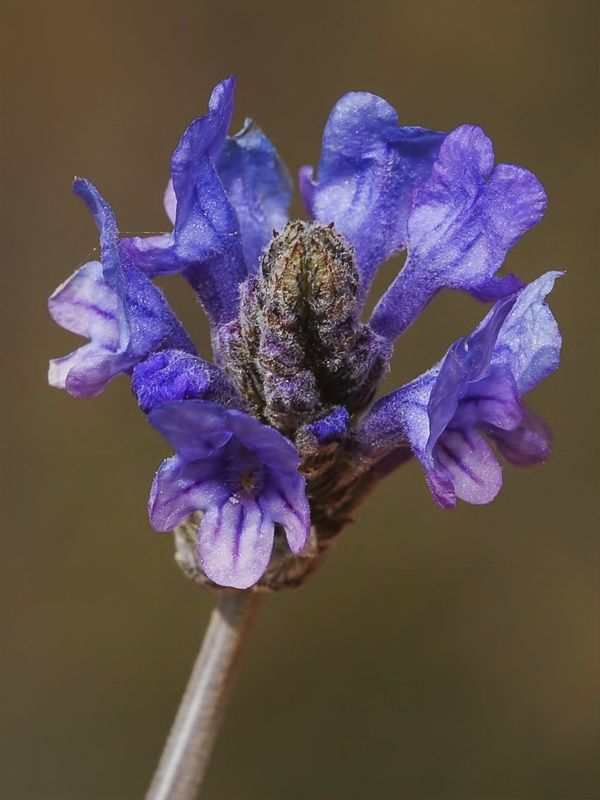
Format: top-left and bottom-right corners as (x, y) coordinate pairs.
(49, 79), (561, 589)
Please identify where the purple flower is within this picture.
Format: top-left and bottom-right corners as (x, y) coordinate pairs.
(369, 126), (547, 341)
(48, 179), (194, 397)
(148, 401), (311, 589)
(356, 272), (562, 508)
(49, 78), (562, 589)
(300, 91), (447, 296)
(122, 78), (292, 327)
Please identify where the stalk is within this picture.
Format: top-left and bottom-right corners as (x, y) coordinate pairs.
(145, 590), (263, 800)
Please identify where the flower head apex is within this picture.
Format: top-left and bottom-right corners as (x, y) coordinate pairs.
(149, 400), (311, 589)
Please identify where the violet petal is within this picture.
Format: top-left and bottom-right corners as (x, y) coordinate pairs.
(370, 125), (546, 341)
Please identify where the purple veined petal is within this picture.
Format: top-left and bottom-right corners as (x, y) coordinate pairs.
(198, 498), (275, 589)
(48, 261), (128, 397)
(131, 350), (245, 414)
(490, 271), (563, 394)
(48, 261), (121, 349)
(72, 180), (196, 362)
(484, 405), (552, 466)
(72, 179), (194, 349)
(301, 91), (446, 293)
(149, 455), (230, 532)
(357, 273), (560, 508)
(217, 118), (292, 274)
(149, 400), (233, 462)
(452, 365), (524, 432)
(225, 409), (301, 473)
(259, 471), (311, 554)
(370, 125), (546, 341)
(354, 336), (506, 508)
(433, 427), (503, 505)
(424, 463), (457, 510)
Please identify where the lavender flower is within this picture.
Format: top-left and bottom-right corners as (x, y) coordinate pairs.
(49, 78), (561, 589)
(299, 91), (447, 293)
(356, 272), (562, 508)
(149, 401), (310, 589)
(368, 125), (546, 340)
(49, 179), (194, 396)
(121, 78), (291, 328)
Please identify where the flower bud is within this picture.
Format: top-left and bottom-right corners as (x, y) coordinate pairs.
(221, 221), (390, 432)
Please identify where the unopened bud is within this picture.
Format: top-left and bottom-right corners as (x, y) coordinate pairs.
(219, 221), (390, 432)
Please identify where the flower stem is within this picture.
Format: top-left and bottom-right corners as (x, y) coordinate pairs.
(145, 590), (264, 800)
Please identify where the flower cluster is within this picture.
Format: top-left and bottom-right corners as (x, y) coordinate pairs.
(49, 78), (561, 590)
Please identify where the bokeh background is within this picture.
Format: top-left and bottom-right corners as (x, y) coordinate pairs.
(1, 1), (598, 798)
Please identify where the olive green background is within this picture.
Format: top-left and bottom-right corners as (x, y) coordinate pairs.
(1, 1), (598, 798)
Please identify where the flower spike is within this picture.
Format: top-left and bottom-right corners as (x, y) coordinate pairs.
(49, 79), (562, 589)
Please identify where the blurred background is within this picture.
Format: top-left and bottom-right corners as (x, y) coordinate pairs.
(1, 1), (598, 798)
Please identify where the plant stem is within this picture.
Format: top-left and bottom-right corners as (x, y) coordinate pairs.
(145, 590), (264, 800)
